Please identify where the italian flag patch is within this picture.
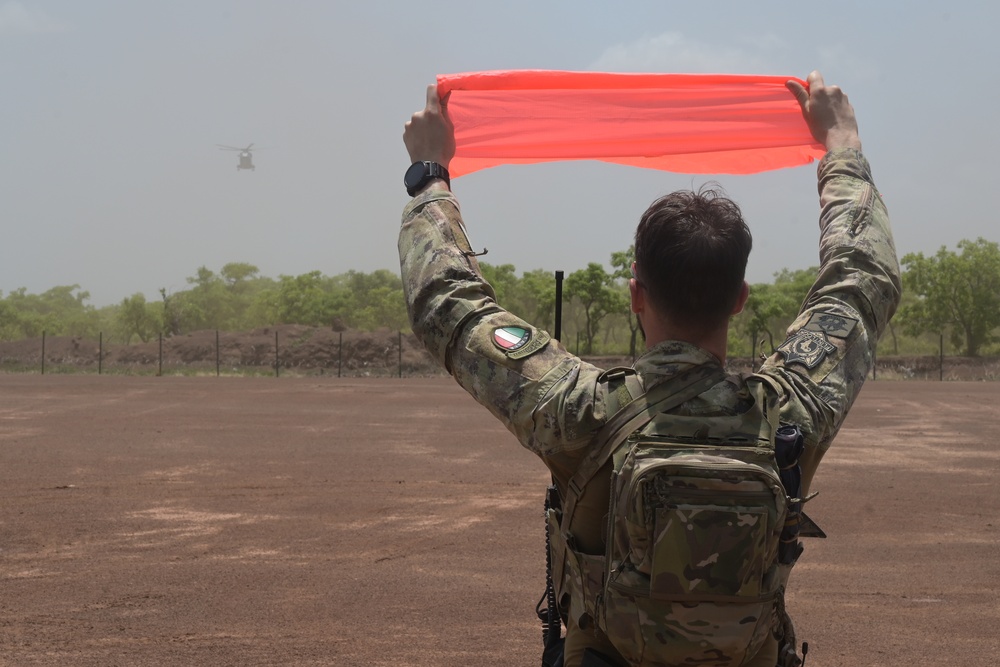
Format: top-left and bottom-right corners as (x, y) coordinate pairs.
(493, 326), (531, 351)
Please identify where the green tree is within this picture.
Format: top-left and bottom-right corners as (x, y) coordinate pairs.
(737, 268), (816, 357)
(610, 246), (641, 358)
(565, 263), (619, 355)
(167, 263), (274, 332)
(900, 238), (1000, 356)
(479, 262), (519, 306)
(0, 288), (43, 338)
(160, 288), (182, 336)
(0, 294), (22, 340)
(515, 269), (557, 332)
(116, 293), (161, 344)
(220, 262), (273, 329)
(0, 285), (99, 339)
(272, 271), (337, 326)
(220, 262), (260, 287)
(340, 270), (407, 330)
(354, 285), (409, 331)
(173, 266), (231, 331)
(480, 262), (563, 331)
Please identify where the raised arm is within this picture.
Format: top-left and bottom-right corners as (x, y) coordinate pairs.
(759, 72), (901, 491)
(398, 85), (606, 465)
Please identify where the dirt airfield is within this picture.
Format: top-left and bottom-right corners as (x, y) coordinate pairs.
(1, 376), (998, 666)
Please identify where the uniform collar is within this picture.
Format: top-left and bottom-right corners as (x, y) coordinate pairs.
(633, 340), (723, 382)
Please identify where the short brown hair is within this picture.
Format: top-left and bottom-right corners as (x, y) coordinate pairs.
(633, 185), (752, 331)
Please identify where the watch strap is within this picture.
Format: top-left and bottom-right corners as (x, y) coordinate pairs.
(406, 161), (451, 197)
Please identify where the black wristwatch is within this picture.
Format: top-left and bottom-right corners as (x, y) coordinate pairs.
(404, 161), (450, 197)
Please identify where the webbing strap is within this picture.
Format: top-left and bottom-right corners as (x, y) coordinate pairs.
(750, 375), (781, 445)
(562, 363), (727, 531)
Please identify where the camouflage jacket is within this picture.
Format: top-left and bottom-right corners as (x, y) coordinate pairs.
(398, 148), (900, 660)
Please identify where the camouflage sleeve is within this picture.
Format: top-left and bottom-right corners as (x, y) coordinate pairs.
(398, 189), (609, 470)
(757, 148), (901, 482)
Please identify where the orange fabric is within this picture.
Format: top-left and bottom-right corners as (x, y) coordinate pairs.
(436, 70), (826, 178)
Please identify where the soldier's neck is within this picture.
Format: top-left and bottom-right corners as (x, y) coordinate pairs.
(643, 317), (729, 366)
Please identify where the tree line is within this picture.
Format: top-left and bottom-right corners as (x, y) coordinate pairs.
(2, 238), (999, 357)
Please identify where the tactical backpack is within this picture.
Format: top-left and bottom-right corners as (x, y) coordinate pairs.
(543, 363), (816, 667)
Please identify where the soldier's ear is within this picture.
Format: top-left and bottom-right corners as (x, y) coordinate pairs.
(731, 281), (750, 316)
(629, 277), (644, 314)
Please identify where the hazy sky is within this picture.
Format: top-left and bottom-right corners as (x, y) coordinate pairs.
(3, 2), (996, 306)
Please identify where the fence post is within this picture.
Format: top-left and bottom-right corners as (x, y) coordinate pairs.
(940, 333), (944, 381)
(216, 330), (220, 377)
(398, 331), (403, 378)
(99, 331), (103, 375)
(275, 331), (279, 378)
(41, 331), (46, 375)
(338, 332), (343, 378)
(159, 333), (163, 376)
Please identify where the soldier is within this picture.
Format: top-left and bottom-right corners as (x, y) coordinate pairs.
(399, 71), (900, 666)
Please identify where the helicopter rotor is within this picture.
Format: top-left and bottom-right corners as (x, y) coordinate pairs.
(217, 143), (255, 152)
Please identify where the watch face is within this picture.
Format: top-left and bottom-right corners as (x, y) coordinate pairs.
(404, 162), (427, 189)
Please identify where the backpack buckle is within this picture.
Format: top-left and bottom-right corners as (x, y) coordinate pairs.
(597, 367), (635, 383)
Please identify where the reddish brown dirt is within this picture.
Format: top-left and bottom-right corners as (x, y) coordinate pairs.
(1, 377), (998, 666)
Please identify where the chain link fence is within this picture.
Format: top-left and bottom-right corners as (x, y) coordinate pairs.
(2, 327), (998, 380)
(0, 327), (446, 378)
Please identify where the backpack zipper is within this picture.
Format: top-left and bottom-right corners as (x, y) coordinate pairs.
(629, 458), (784, 493)
(623, 460), (785, 526)
(606, 573), (779, 603)
(637, 487), (778, 503)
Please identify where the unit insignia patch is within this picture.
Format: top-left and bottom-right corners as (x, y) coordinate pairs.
(802, 312), (858, 339)
(777, 331), (837, 369)
(492, 326), (550, 360)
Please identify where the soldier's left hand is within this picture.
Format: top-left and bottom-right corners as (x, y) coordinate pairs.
(404, 84), (456, 167)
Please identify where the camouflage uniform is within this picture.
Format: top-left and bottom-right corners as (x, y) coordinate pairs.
(398, 148), (900, 666)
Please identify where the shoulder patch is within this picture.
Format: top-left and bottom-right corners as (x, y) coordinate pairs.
(492, 326), (550, 360)
(778, 331), (836, 369)
(802, 312), (858, 339)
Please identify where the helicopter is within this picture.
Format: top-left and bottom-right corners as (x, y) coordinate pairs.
(217, 143), (256, 171)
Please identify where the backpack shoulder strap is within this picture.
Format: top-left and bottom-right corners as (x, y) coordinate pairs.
(749, 375), (782, 447)
(599, 367), (645, 418)
(561, 362), (727, 530)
